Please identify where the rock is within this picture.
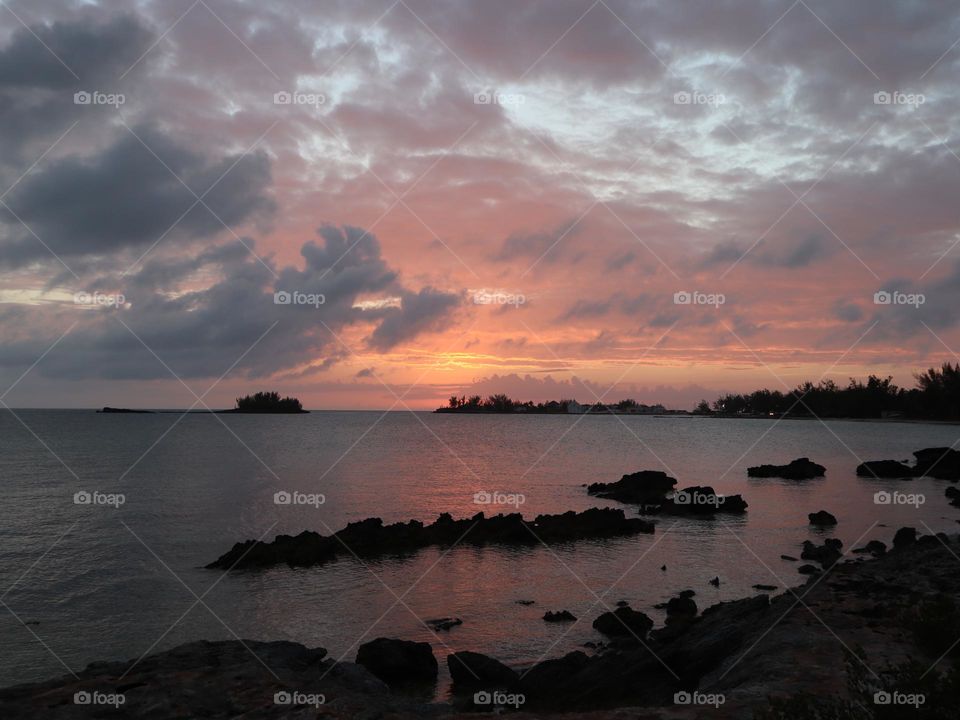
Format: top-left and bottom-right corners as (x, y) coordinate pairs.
(808, 510), (838, 527)
(709, 576), (720, 587)
(914, 447), (960, 480)
(661, 564), (667, 571)
(515, 599), (535, 606)
(543, 610), (577, 622)
(893, 526), (917, 549)
(801, 538), (843, 566)
(427, 617), (462, 631)
(208, 507), (655, 570)
(856, 460), (915, 478)
(753, 584), (777, 591)
(447, 651), (519, 689)
(852, 540), (887, 556)
(798, 564), (821, 574)
(586, 470), (677, 504)
(947, 486), (960, 507)
(781, 555), (798, 561)
(665, 595), (698, 619)
(519, 651), (590, 701)
(592, 607), (653, 638)
(748, 457), (826, 479)
(656, 486), (748, 515)
(679, 589), (696, 598)
(355, 638), (437, 685)
(616, 600), (630, 607)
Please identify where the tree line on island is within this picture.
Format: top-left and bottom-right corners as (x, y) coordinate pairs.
(701, 362), (960, 420)
(437, 395), (668, 415)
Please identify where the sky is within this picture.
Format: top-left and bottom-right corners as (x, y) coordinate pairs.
(1, 0), (959, 410)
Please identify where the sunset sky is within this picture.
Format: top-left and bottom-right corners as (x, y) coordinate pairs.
(1, 0), (960, 409)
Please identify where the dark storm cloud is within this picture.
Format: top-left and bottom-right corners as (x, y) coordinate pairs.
(493, 219), (584, 262)
(0, 127), (275, 264)
(0, 225), (461, 380)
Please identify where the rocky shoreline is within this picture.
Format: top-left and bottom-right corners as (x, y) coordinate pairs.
(207, 507), (654, 570)
(5, 530), (959, 718)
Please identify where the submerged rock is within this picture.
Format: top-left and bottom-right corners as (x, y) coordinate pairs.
(543, 610), (577, 623)
(355, 638), (437, 685)
(748, 457), (826, 479)
(427, 617), (462, 631)
(208, 507), (654, 570)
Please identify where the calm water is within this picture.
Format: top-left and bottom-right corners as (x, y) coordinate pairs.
(1, 410), (958, 695)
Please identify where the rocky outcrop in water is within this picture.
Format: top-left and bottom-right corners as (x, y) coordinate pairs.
(654, 486), (748, 515)
(207, 508), (655, 570)
(592, 607), (654, 638)
(747, 457), (825, 479)
(913, 447), (960, 480)
(808, 510), (837, 527)
(543, 610), (576, 623)
(447, 651), (519, 690)
(801, 538), (843, 567)
(856, 459), (915, 478)
(586, 470), (677, 504)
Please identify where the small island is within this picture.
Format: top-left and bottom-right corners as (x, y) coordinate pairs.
(227, 391), (308, 414)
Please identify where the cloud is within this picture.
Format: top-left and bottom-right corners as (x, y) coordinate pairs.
(367, 286), (462, 351)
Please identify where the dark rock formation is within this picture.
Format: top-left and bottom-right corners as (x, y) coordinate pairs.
(852, 540), (887, 556)
(447, 651), (519, 689)
(801, 538), (843, 567)
(709, 576), (720, 587)
(208, 507), (654, 570)
(355, 638), (437, 685)
(665, 595), (698, 620)
(655, 486), (748, 515)
(586, 470), (677, 504)
(947, 486), (960, 507)
(808, 510), (838, 527)
(798, 564), (821, 574)
(893, 526), (917, 549)
(913, 447), (960, 480)
(427, 617), (462, 631)
(753, 584), (778, 591)
(856, 459), (915, 478)
(747, 457), (825, 479)
(780, 554), (798, 561)
(543, 610), (577, 622)
(592, 607), (653, 638)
